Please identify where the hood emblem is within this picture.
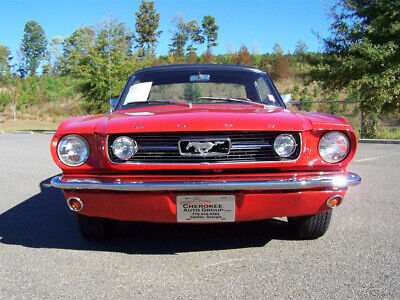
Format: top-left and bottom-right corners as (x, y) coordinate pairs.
(179, 138), (231, 157)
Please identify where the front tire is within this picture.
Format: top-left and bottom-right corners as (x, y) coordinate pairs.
(288, 210), (332, 239)
(75, 213), (117, 240)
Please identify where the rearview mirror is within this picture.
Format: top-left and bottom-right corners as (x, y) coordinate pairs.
(190, 74), (210, 82)
(281, 94), (292, 107)
(109, 98), (118, 113)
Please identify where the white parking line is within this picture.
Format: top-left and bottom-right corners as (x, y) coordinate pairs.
(13, 130), (34, 134)
(355, 152), (400, 162)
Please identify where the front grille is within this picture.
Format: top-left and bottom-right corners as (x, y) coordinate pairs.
(107, 131), (301, 164)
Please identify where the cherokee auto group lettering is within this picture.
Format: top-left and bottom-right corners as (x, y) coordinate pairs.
(182, 203), (224, 212)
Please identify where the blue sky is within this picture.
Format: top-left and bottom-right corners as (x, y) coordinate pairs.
(0, 0), (333, 59)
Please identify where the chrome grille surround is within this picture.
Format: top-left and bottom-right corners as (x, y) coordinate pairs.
(107, 131), (302, 164)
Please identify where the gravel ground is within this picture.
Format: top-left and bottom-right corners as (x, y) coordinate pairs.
(0, 134), (399, 298)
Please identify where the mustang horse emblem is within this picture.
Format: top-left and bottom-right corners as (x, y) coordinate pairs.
(186, 141), (225, 154)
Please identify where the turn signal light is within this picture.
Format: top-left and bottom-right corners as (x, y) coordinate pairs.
(326, 195), (343, 208)
(67, 197), (83, 212)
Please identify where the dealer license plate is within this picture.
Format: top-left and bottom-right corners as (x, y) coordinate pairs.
(177, 195), (235, 223)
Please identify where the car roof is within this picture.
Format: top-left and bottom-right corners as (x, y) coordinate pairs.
(133, 64), (267, 76)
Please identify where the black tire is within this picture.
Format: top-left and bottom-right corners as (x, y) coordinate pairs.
(288, 210), (332, 240)
(75, 213), (117, 240)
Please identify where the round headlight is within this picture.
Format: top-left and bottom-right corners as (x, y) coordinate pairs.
(319, 131), (350, 163)
(57, 134), (89, 166)
(273, 134), (296, 157)
(111, 136), (137, 160)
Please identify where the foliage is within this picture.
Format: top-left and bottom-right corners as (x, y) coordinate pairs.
(0, 45), (12, 81)
(135, 0), (161, 57)
(186, 20), (205, 54)
(184, 84), (201, 101)
(292, 84), (300, 101)
(186, 51), (197, 64)
(270, 42), (293, 81)
(202, 15), (218, 52)
(294, 39), (309, 65)
(20, 20), (47, 76)
(310, 0), (400, 114)
(42, 37), (63, 75)
(294, 39), (308, 56)
(60, 26), (96, 76)
(0, 76), (78, 112)
(363, 112), (379, 138)
(201, 51), (214, 63)
(328, 92), (341, 115)
(273, 41), (283, 55)
(377, 126), (400, 140)
(231, 45), (253, 66)
(300, 87), (314, 111)
(60, 20), (138, 113)
(169, 16), (189, 56)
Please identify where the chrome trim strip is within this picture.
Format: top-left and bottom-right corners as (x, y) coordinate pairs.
(140, 145), (179, 151)
(230, 143), (271, 150)
(51, 172), (361, 192)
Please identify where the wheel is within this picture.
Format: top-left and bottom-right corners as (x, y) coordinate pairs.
(75, 213), (117, 240)
(287, 210), (332, 240)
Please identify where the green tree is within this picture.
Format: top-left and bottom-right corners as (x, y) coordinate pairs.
(328, 91), (341, 115)
(231, 45), (253, 66)
(294, 39), (308, 55)
(311, 0), (400, 115)
(292, 84), (300, 101)
(300, 87), (314, 111)
(363, 113), (379, 138)
(0, 45), (12, 81)
(201, 51), (214, 63)
(43, 36), (63, 75)
(60, 26), (96, 76)
(294, 39), (308, 64)
(184, 84), (201, 101)
(20, 20), (47, 76)
(202, 15), (218, 52)
(169, 16), (188, 56)
(135, 0), (161, 57)
(186, 20), (204, 54)
(61, 20), (137, 113)
(270, 42), (293, 81)
(272, 41), (283, 55)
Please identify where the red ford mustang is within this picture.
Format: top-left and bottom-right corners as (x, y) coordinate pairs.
(50, 64), (361, 240)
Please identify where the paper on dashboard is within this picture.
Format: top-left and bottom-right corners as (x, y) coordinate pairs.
(124, 82), (153, 104)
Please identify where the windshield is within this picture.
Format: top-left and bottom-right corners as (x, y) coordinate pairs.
(118, 68), (283, 109)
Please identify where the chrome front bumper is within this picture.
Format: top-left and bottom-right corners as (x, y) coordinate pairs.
(51, 173), (361, 192)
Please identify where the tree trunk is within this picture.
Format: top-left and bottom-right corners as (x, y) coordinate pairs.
(10, 101), (16, 121)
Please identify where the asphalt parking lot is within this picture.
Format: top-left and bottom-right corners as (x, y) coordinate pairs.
(0, 134), (399, 298)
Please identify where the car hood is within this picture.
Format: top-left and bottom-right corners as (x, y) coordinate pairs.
(97, 104), (313, 134)
(56, 104), (354, 135)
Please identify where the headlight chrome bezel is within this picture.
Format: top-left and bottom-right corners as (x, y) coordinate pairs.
(111, 136), (138, 160)
(273, 133), (297, 158)
(57, 134), (90, 167)
(318, 131), (350, 163)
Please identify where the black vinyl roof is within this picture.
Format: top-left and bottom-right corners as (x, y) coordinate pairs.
(133, 64), (267, 76)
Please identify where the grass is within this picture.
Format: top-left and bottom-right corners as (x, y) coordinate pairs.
(377, 126), (400, 140)
(0, 120), (59, 133)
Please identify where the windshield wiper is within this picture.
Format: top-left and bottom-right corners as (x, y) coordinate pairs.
(197, 97), (269, 109)
(147, 99), (192, 108)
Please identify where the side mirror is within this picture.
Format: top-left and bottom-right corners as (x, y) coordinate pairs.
(281, 94), (292, 107)
(109, 98), (118, 113)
